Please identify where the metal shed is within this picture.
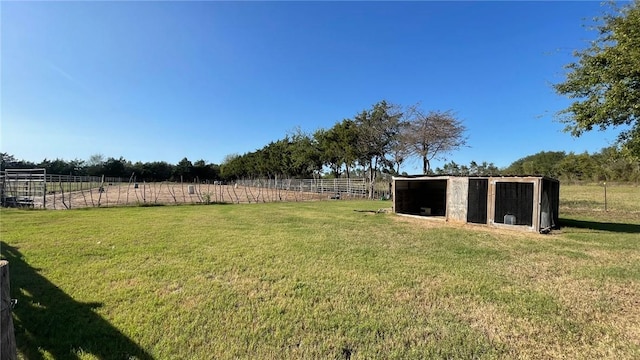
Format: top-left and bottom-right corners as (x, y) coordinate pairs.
(392, 175), (560, 233)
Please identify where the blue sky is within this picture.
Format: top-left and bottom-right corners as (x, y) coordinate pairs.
(1, 1), (627, 172)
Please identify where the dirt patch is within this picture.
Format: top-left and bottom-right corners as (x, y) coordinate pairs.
(40, 183), (355, 209)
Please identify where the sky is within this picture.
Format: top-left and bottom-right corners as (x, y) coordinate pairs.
(0, 1), (629, 173)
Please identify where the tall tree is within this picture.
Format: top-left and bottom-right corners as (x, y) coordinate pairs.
(0, 153), (36, 170)
(86, 153), (106, 176)
(354, 101), (403, 198)
(388, 120), (410, 175)
(220, 153), (242, 180)
(334, 119), (359, 178)
(102, 157), (129, 178)
(289, 130), (322, 178)
(402, 107), (467, 174)
(315, 120), (357, 178)
(173, 157), (194, 181)
(554, 0), (640, 158)
(314, 127), (343, 177)
(192, 159), (220, 181)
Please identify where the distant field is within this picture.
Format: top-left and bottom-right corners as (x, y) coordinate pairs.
(1, 184), (639, 359)
(560, 183), (640, 223)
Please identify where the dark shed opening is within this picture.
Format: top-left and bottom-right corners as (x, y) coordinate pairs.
(395, 179), (447, 216)
(467, 179), (488, 224)
(494, 182), (534, 226)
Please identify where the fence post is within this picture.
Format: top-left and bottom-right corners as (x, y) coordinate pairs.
(1, 260), (17, 360)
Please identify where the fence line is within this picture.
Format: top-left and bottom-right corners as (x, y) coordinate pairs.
(234, 178), (371, 198)
(1, 172), (391, 209)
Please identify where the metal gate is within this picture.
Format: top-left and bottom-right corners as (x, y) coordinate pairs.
(1, 169), (47, 208)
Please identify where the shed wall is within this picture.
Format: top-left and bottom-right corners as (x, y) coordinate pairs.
(447, 177), (468, 222)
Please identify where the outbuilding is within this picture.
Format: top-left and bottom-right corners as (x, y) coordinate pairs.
(392, 175), (559, 233)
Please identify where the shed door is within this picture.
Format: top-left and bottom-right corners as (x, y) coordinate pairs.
(467, 179), (488, 224)
(494, 182), (534, 226)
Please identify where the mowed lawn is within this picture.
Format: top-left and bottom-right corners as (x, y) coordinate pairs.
(1, 184), (639, 359)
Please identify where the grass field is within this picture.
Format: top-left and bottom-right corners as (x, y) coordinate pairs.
(1, 184), (639, 359)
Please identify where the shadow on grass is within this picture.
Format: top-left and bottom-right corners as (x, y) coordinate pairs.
(560, 218), (640, 234)
(1, 242), (154, 360)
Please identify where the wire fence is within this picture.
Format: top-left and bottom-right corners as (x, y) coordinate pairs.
(234, 178), (373, 198)
(1, 171), (391, 210)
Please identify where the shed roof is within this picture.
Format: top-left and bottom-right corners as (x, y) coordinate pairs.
(393, 174), (558, 182)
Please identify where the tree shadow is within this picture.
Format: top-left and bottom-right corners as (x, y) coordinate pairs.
(560, 218), (640, 234)
(1, 242), (154, 360)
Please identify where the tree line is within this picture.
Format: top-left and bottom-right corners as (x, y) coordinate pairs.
(220, 100), (467, 198)
(434, 147), (639, 183)
(0, 153), (220, 183)
(3, 98), (639, 185)
(502, 148), (640, 183)
(2, 146), (638, 185)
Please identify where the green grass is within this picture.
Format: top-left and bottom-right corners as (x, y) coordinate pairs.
(1, 184), (639, 359)
(560, 183), (640, 224)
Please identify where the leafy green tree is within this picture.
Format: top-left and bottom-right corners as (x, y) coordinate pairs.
(0, 153), (36, 170)
(595, 146), (640, 182)
(469, 161), (500, 176)
(173, 157), (194, 181)
(132, 161), (173, 181)
(555, 152), (598, 183)
(435, 161), (464, 175)
(220, 153), (242, 180)
(315, 127), (343, 177)
(314, 119), (358, 178)
(102, 157), (129, 178)
(0, 153), (16, 170)
(245, 151), (262, 178)
(265, 139), (291, 178)
(68, 159), (88, 176)
(190, 160), (220, 181)
(289, 131), (322, 178)
(335, 119), (359, 178)
(33, 158), (86, 175)
(209, 163), (221, 180)
(434, 160), (499, 176)
(354, 101), (403, 198)
(504, 151), (567, 177)
(317, 129), (345, 178)
(554, 0), (640, 158)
